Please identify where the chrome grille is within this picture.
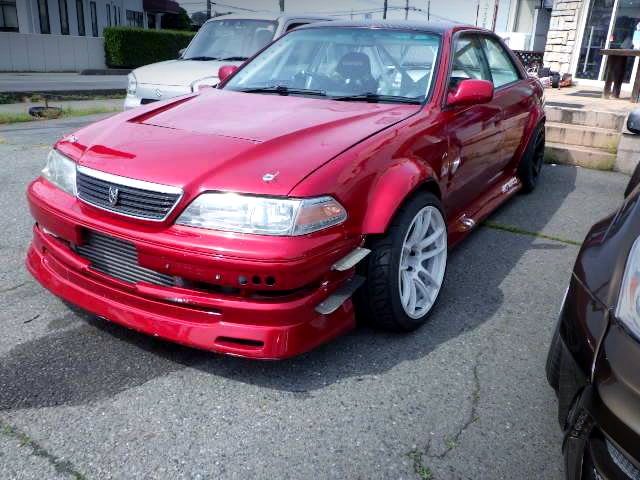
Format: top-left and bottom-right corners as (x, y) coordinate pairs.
(76, 166), (182, 221)
(74, 230), (175, 287)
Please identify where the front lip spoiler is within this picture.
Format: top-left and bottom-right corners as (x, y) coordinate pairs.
(27, 224), (358, 359)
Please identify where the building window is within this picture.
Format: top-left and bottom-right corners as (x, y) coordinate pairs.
(76, 0), (85, 35)
(106, 4), (110, 27)
(0, 0), (19, 32)
(37, 0), (50, 34)
(59, 0), (69, 34)
(89, 1), (97, 36)
(126, 10), (143, 27)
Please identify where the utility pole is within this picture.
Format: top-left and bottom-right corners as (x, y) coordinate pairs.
(279, 0), (284, 12)
(383, 0), (388, 19)
(427, 0), (430, 21)
(475, 1), (480, 26)
(491, 0), (499, 31)
(405, 0), (409, 20)
(206, 0), (211, 19)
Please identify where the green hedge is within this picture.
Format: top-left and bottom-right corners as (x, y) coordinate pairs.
(104, 27), (195, 69)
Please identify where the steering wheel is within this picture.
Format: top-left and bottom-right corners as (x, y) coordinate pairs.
(293, 71), (333, 90)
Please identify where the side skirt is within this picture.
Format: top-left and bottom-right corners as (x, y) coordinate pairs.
(447, 173), (522, 247)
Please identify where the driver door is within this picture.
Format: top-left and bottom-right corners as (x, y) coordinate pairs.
(443, 33), (505, 218)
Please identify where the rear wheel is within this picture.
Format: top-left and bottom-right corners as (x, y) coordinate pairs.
(518, 124), (545, 193)
(357, 192), (447, 331)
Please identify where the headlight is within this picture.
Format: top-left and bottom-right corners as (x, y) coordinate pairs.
(616, 236), (640, 338)
(176, 193), (347, 236)
(42, 149), (77, 196)
(191, 76), (218, 92)
(127, 73), (137, 95)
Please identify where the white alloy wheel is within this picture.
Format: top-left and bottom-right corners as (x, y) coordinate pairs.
(398, 206), (447, 319)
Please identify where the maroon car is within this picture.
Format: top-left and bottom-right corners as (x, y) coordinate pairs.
(26, 21), (544, 359)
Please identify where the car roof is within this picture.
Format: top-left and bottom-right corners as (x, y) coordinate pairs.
(296, 19), (476, 35)
(205, 12), (332, 23)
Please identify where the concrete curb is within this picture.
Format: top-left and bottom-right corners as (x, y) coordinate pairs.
(80, 69), (131, 76)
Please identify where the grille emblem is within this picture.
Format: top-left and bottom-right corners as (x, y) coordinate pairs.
(154, 88), (163, 98)
(108, 186), (119, 206)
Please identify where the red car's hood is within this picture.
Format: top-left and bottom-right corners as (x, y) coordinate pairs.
(68, 89), (419, 197)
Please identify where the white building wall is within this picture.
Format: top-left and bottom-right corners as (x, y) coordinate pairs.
(15, 0), (144, 35)
(0, 32), (106, 71)
(1, 0), (145, 71)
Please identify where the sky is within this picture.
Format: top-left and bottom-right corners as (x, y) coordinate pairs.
(175, 0), (512, 29)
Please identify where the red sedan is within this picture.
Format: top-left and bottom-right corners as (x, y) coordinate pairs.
(26, 21), (545, 359)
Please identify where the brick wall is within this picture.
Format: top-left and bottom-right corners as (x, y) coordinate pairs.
(543, 0), (584, 73)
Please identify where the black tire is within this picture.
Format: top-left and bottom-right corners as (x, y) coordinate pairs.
(545, 321), (563, 392)
(356, 191), (447, 331)
(517, 124), (545, 193)
(557, 351), (582, 428)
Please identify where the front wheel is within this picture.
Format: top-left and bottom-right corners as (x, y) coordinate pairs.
(357, 192), (448, 331)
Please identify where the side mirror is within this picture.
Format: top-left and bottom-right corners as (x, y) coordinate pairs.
(178, 48), (186, 58)
(447, 79), (494, 108)
(218, 65), (239, 83)
(627, 109), (640, 134)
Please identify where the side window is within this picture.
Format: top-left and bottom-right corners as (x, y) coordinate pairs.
(481, 37), (521, 88)
(285, 22), (308, 32)
(450, 35), (490, 90)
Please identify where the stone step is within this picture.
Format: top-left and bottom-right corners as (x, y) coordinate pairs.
(545, 105), (626, 131)
(545, 142), (616, 171)
(545, 122), (620, 150)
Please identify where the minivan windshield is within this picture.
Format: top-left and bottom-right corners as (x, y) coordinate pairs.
(183, 19), (277, 61)
(224, 27), (441, 103)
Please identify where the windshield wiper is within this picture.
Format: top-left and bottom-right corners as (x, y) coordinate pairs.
(219, 56), (249, 61)
(331, 92), (422, 104)
(236, 85), (327, 97)
(184, 56), (220, 61)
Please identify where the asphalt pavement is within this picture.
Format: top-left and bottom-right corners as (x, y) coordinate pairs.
(0, 115), (631, 479)
(0, 73), (127, 93)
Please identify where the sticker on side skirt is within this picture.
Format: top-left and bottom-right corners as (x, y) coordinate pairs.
(501, 178), (519, 193)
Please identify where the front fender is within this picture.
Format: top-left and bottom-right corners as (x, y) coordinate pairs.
(361, 159), (438, 234)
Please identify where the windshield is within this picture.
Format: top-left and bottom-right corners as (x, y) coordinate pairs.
(183, 19), (277, 61)
(224, 27), (441, 102)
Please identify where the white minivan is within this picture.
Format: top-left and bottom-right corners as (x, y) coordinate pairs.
(124, 13), (330, 109)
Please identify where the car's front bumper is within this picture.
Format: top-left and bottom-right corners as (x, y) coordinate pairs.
(123, 94), (142, 110)
(26, 178), (361, 359)
(124, 84), (192, 110)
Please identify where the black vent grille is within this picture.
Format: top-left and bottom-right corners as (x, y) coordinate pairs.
(74, 230), (175, 287)
(76, 169), (181, 221)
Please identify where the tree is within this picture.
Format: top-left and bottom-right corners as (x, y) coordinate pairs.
(161, 7), (192, 31)
(191, 11), (208, 27)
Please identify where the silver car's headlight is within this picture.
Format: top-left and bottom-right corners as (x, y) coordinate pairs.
(127, 73), (137, 95)
(191, 76), (218, 92)
(616, 236), (640, 338)
(176, 193), (347, 236)
(42, 149), (77, 196)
